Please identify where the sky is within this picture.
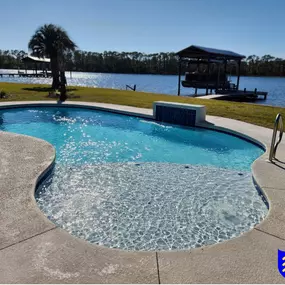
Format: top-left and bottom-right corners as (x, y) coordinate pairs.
(1, 0), (285, 57)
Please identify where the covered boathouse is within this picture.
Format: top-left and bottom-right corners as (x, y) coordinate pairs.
(21, 55), (51, 77)
(176, 45), (268, 101)
(176, 45), (245, 96)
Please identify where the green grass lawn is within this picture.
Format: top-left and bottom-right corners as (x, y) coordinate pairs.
(0, 82), (284, 129)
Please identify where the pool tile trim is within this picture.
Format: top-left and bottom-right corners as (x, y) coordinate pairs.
(0, 101), (284, 283)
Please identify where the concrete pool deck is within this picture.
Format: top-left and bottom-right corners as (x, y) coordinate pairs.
(0, 101), (284, 283)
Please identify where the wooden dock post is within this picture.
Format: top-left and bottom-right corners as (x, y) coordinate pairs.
(177, 59), (182, 96)
(236, 60), (241, 90)
(223, 59), (227, 91)
(206, 58), (211, 95)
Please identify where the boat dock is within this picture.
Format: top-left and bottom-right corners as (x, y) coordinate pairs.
(0, 73), (52, 78)
(176, 45), (269, 102)
(197, 89), (268, 101)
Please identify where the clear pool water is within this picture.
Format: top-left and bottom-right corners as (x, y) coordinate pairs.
(0, 107), (268, 250)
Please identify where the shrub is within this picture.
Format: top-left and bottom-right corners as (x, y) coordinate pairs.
(48, 89), (60, 98)
(0, 90), (7, 98)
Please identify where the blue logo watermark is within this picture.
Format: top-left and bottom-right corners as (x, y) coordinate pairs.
(278, 249), (285, 277)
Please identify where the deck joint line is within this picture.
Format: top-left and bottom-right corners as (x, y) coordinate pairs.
(261, 186), (285, 191)
(155, 252), (161, 284)
(254, 227), (285, 242)
(0, 226), (57, 252)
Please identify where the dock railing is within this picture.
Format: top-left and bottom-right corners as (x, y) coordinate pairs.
(269, 113), (283, 161)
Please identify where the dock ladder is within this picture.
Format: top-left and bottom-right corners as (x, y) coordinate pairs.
(269, 113), (284, 162)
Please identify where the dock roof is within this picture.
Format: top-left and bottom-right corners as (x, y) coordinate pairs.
(177, 45), (246, 60)
(22, 55), (50, 63)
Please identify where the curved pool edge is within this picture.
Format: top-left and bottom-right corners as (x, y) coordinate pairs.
(0, 101), (285, 283)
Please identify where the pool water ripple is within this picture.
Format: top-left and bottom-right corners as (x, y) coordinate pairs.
(36, 163), (267, 251)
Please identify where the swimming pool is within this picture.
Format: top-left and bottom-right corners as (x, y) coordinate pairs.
(0, 107), (268, 250)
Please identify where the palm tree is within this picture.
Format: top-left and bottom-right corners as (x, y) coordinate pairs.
(28, 24), (77, 99)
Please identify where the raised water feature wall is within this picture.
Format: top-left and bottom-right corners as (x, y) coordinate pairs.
(153, 101), (206, 126)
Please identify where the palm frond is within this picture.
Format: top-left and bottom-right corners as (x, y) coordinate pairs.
(28, 24), (77, 58)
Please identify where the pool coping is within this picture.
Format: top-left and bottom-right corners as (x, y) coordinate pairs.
(0, 101), (285, 283)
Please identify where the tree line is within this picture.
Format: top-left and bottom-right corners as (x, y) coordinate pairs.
(1, 49), (285, 77)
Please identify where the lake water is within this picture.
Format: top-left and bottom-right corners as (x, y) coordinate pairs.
(1, 69), (285, 107)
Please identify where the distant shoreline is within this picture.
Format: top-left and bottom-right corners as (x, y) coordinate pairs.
(1, 68), (285, 78)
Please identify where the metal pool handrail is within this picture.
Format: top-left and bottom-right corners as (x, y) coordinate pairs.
(269, 113), (284, 162)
